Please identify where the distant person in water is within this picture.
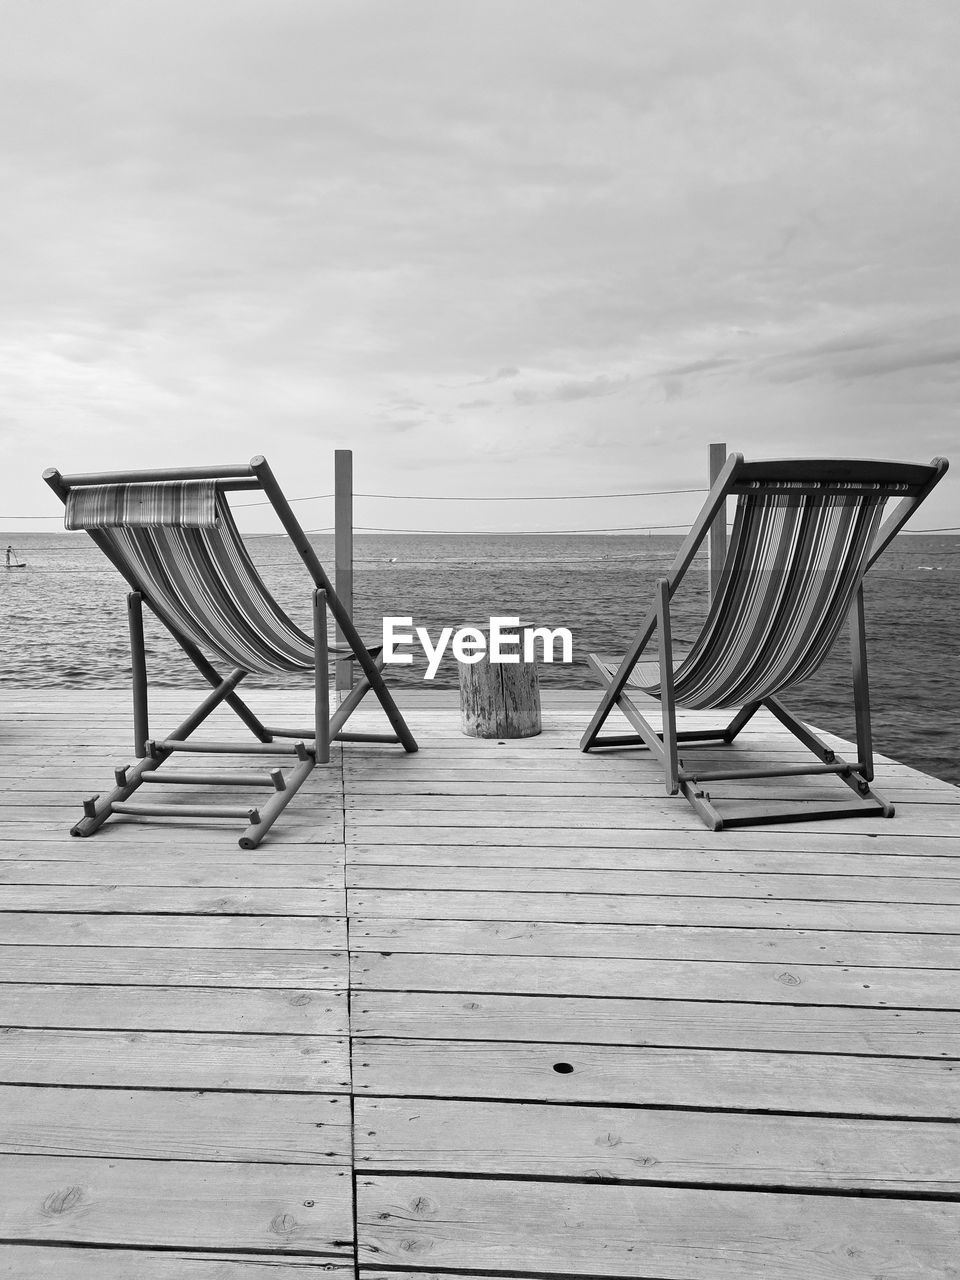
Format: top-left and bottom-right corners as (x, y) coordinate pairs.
(5, 546), (11, 568)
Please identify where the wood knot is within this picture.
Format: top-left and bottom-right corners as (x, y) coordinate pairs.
(290, 994), (313, 1006)
(42, 1186), (83, 1216)
(409, 1195), (438, 1218)
(270, 1212), (300, 1236)
(399, 1236), (434, 1253)
(595, 1132), (623, 1147)
(776, 971), (802, 986)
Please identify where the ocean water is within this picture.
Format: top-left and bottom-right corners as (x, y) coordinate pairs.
(2, 530), (958, 786)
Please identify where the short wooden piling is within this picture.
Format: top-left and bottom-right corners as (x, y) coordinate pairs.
(458, 624), (542, 738)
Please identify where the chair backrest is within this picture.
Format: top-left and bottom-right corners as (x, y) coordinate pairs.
(46, 463), (323, 675)
(667, 458), (947, 710)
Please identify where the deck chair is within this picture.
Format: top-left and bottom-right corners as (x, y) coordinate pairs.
(581, 454), (948, 829)
(43, 455), (417, 848)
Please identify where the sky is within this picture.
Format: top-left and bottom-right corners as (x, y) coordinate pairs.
(1, 0), (958, 536)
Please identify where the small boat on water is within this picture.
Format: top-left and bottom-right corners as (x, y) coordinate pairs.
(4, 546), (26, 569)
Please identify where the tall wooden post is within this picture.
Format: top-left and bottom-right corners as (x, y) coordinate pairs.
(708, 441), (728, 601)
(334, 449), (353, 691)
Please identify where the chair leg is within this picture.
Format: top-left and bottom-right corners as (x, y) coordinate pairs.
(678, 781), (725, 831)
(71, 669), (248, 837)
(763, 695), (893, 815)
(238, 748), (316, 849)
(314, 588), (330, 765)
(718, 700), (762, 743)
(178, 634), (273, 742)
(849, 585), (874, 782)
(656, 579), (679, 795)
(308, 582), (414, 753)
(359, 662), (418, 753)
(126, 591), (149, 758)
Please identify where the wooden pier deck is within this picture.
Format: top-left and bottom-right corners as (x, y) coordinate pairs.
(1, 685), (958, 1277)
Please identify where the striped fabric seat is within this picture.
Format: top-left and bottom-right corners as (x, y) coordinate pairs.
(65, 481), (219, 529)
(629, 485), (889, 709)
(67, 482), (314, 673)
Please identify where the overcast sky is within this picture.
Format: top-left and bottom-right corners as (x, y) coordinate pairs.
(1, 0), (957, 535)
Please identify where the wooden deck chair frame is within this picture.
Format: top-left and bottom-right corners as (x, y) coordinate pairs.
(580, 454), (948, 830)
(43, 455), (417, 848)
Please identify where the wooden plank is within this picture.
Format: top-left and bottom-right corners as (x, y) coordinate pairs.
(0, 946), (347, 987)
(343, 780), (960, 806)
(345, 791), (960, 816)
(355, 1096), (960, 1191)
(0, 983), (347, 1034)
(1, 1085), (351, 1164)
(350, 917), (960, 967)
(0, 913), (344, 949)
(347, 864), (960, 903)
(346, 805), (960, 834)
(0, 1029), (349, 1091)
(346, 823), (960, 848)
(0, 820), (342, 844)
(4, 776), (344, 799)
(357, 1175), (960, 1277)
(0, 849), (343, 880)
(355, 946), (960, 1009)
(354, 950), (960, 1008)
(342, 769), (954, 792)
(353, 990), (960, 1056)
(358, 1275), (545, 1280)
(0, 1155), (353, 1255)
(0, 834), (343, 865)
(353, 1038), (960, 1116)
(346, 839), (960, 868)
(343, 738), (930, 759)
(0, 1248), (354, 1278)
(0, 886), (342, 913)
(348, 888), (960, 930)
(341, 743), (953, 769)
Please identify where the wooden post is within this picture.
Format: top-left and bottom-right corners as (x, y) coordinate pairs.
(334, 449), (353, 691)
(458, 624), (542, 739)
(708, 442), (728, 601)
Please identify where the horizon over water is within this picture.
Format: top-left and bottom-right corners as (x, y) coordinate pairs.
(2, 529), (958, 787)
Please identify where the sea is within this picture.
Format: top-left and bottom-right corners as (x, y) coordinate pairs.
(2, 530), (958, 786)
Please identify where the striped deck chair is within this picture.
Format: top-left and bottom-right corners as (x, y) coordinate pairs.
(43, 456), (417, 848)
(581, 454), (948, 829)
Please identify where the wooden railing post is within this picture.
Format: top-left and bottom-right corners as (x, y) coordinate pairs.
(334, 449), (353, 691)
(708, 441), (728, 601)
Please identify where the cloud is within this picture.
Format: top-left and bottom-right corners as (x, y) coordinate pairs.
(661, 357), (739, 378)
(513, 374), (631, 405)
(761, 319), (960, 386)
(0, 0), (958, 530)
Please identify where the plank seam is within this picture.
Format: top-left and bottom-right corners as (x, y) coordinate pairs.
(354, 1168), (960, 1201)
(350, 1092), (960, 1122)
(351, 988), (960, 1015)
